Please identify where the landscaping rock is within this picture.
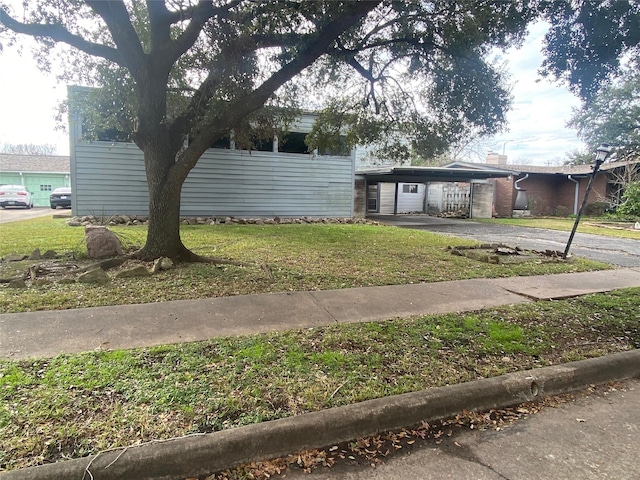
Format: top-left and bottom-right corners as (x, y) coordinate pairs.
(3, 253), (27, 262)
(85, 226), (123, 259)
(67, 215), (380, 228)
(78, 267), (110, 284)
(115, 266), (151, 278)
(151, 257), (174, 273)
(42, 250), (58, 259)
(7, 278), (27, 288)
(28, 248), (41, 260)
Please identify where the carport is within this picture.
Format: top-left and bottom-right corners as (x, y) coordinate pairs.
(355, 166), (512, 218)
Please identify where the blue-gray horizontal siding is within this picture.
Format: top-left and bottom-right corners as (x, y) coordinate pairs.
(73, 142), (353, 217)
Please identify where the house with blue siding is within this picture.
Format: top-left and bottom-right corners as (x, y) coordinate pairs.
(69, 112), (356, 218)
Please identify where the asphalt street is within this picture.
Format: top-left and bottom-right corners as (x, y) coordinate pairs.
(370, 214), (640, 267)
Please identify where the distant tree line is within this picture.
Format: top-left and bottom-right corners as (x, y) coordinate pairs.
(0, 143), (57, 155)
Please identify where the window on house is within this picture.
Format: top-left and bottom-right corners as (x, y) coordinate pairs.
(367, 183), (379, 212)
(318, 135), (350, 156)
(95, 127), (130, 142)
(279, 132), (310, 154)
(40, 185), (52, 191)
(403, 184), (419, 194)
(210, 136), (231, 149)
(81, 121), (130, 142)
(252, 137), (274, 152)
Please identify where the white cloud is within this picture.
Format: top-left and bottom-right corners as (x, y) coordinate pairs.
(0, 42), (69, 154)
(488, 22), (585, 165)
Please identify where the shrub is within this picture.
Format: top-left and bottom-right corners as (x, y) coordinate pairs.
(585, 201), (610, 216)
(617, 182), (640, 218)
(552, 205), (570, 217)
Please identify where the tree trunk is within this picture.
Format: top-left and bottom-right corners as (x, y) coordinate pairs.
(135, 141), (197, 262)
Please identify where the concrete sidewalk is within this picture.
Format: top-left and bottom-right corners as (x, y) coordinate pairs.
(2, 268), (640, 480)
(2, 267), (640, 360)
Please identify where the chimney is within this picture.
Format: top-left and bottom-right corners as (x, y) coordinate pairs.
(486, 151), (507, 165)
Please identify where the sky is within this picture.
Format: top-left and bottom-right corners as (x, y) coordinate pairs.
(0, 20), (585, 165)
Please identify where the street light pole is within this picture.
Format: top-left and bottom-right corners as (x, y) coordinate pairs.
(562, 144), (613, 260)
(502, 140), (513, 156)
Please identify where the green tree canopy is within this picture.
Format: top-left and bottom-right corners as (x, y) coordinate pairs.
(568, 59), (640, 162)
(540, 0), (640, 100)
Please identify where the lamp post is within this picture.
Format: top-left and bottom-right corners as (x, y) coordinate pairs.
(502, 140), (513, 156)
(562, 144), (613, 259)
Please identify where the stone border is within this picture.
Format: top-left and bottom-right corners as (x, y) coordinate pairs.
(67, 215), (378, 227)
(4, 349), (639, 480)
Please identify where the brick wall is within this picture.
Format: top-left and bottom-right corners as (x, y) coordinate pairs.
(493, 177), (515, 217)
(516, 175), (561, 215)
(353, 177), (366, 217)
(496, 172), (609, 217)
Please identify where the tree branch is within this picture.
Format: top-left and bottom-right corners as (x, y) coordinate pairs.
(85, 0), (148, 79)
(162, 0), (243, 68)
(175, 0), (382, 176)
(0, 6), (121, 64)
(146, 0), (172, 51)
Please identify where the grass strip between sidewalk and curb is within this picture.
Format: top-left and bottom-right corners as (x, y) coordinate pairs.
(3, 351), (640, 480)
(1, 288), (639, 472)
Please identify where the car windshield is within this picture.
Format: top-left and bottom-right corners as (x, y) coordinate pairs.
(53, 188), (71, 194)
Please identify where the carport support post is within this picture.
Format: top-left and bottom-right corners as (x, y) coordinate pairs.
(394, 183), (399, 215)
(562, 144), (612, 260)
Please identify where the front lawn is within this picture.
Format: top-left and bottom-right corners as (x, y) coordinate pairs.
(0, 218), (608, 313)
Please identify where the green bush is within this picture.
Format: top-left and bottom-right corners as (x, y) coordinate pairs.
(585, 201), (610, 216)
(552, 205), (570, 217)
(617, 182), (640, 218)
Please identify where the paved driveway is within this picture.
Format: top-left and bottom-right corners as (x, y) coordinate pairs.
(370, 215), (640, 268)
(0, 207), (68, 224)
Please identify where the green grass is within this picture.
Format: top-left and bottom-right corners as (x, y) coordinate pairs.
(1, 288), (638, 471)
(0, 218), (609, 313)
(476, 217), (640, 239)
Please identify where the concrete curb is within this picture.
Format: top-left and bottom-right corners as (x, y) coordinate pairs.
(4, 349), (640, 480)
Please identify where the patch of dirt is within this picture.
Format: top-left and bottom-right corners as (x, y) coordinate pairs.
(448, 243), (569, 264)
(584, 221), (639, 231)
(0, 253), (145, 284)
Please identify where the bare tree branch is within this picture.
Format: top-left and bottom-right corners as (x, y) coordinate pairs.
(0, 6), (121, 64)
(146, 0), (172, 51)
(85, 0), (148, 78)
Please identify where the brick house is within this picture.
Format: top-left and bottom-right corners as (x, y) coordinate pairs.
(447, 159), (639, 217)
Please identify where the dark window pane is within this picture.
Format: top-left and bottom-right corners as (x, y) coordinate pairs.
(279, 132), (309, 154)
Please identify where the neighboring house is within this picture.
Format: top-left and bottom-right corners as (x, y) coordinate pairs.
(0, 154), (70, 207)
(447, 158), (640, 217)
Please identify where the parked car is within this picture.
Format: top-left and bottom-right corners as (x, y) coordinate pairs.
(0, 184), (33, 209)
(50, 187), (72, 209)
